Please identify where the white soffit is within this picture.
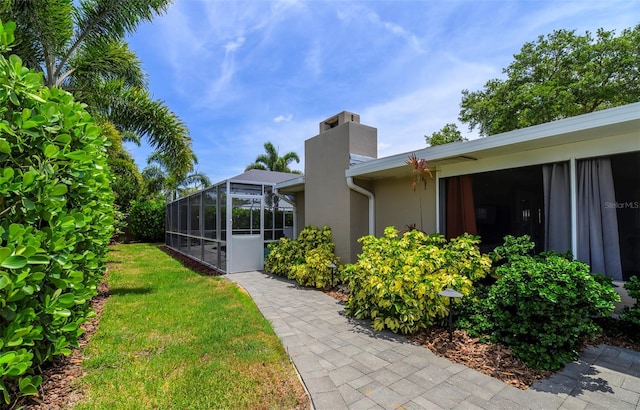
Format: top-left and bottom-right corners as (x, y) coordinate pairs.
(346, 102), (640, 179)
(274, 176), (305, 192)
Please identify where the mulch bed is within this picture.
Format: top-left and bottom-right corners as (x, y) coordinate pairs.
(158, 245), (223, 276)
(16, 249), (639, 407)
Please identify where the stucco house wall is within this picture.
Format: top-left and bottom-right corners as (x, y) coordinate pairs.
(372, 176), (437, 235)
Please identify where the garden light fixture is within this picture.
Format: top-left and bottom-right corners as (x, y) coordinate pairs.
(439, 288), (463, 342)
(327, 263), (337, 287)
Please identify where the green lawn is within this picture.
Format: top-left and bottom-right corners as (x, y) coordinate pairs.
(74, 243), (309, 409)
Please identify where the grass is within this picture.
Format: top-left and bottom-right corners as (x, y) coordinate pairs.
(74, 243), (309, 409)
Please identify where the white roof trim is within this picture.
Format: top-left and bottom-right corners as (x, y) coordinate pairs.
(346, 102), (640, 178)
(275, 176), (305, 189)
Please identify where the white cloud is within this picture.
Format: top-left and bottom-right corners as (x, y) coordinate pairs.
(304, 41), (323, 77)
(274, 114), (293, 123)
(367, 11), (424, 53)
(224, 36), (246, 52)
(336, 4), (424, 53)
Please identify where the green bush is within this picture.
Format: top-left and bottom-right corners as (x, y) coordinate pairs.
(289, 245), (337, 288)
(0, 21), (114, 404)
(343, 227), (491, 334)
(264, 237), (300, 277)
(128, 199), (166, 242)
(620, 276), (640, 329)
(264, 225), (337, 288)
(473, 235), (619, 371)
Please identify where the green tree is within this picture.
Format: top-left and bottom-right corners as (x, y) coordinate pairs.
(142, 151), (211, 201)
(1, 0), (195, 178)
(245, 141), (301, 173)
(459, 25), (640, 136)
(425, 123), (467, 146)
(101, 121), (143, 212)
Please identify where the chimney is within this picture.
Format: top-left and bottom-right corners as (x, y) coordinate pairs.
(319, 111), (361, 133)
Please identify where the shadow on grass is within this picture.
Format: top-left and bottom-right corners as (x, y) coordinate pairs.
(109, 286), (155, 296)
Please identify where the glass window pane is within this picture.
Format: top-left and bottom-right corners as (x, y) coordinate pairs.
(178, 235), (188, 252)
(171, 203), (179, 232)
(232, 197), (261, 235)
(189, 238), (202, 259)
(179, 199), (188, 234)
(275, 209), (284, 228)
(204, 188), (217, 239)
(190, 194), (201, 236)
(230, 182), (262, 196)
(219, 243), (227, 272)
(220, 186), (227, 240)
(264, 209), (274, 229)
(203, 240), (218, 268)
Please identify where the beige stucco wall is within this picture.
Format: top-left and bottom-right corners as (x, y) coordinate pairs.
(373, 176), (438, 235)
(349, 179), (373, 261)
(294, 191), (305, 237)
(304, 122), (377, 263)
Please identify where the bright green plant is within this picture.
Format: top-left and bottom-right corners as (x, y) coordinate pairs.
(289, 245), (338, 288)
(128, 199), (166, 242)
(0, 20), (114, 404)
(474, 235), (619, 371)
(265, 237), (300, 277)
(620, 276), (640, 328)
(343, 227), (491, 334)
(264, 225), (337, 288)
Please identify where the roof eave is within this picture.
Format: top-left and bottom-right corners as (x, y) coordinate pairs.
(346, 102), (640, 179)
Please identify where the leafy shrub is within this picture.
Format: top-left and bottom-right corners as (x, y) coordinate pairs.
(129, 199), (166, 242)
(264, 237), (300, 277)
(472, 235), (619, 371)
(0, 21), (113, 404)
(489, 233), (535, 264)
(289, 245), (337, 288)
(620, 276), (640, 330)
(343, 227), (491, 334)
(264, 225), (338, 288)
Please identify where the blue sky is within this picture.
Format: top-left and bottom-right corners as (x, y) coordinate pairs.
(125, 0), (638, 184)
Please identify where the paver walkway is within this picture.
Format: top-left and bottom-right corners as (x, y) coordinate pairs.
(228, 271), (640, 410)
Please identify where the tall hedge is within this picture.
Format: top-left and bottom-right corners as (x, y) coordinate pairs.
(128, 199), (166, 242)
(0, 22), (114, 404)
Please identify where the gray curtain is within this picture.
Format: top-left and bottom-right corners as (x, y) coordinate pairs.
(577, 157), (622, 280)
(542, 162), (571, 253)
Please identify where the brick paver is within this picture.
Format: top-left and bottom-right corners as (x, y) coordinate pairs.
(228, 271), (640, 409)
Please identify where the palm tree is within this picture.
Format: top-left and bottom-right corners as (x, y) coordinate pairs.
(245, 141), (301, 173)
(142, 152), (211, 201)
(2, 0), (195, 178)
(101, 121), (143, 212)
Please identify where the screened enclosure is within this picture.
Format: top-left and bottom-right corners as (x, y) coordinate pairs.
(165, 170), (297, 273)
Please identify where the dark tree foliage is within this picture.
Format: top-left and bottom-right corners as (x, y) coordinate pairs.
(425, 123), (467, 146)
